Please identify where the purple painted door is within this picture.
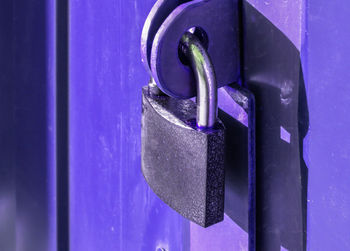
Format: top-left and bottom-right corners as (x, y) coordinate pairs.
(68, 0), (350, 250)
(68, 0), (250, 250)
(2, 0), (350, 250)
(69, 1), (186, 250)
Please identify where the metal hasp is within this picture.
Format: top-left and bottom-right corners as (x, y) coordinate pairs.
(141, 0), (240, 98)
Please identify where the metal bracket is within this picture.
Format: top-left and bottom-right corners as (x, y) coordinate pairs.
(141, 0), (240, 99)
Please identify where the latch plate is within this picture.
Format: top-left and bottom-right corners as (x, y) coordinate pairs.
(141, 0), (240, 99)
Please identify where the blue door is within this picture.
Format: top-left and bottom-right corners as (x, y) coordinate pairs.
(2, 0), (350, 250)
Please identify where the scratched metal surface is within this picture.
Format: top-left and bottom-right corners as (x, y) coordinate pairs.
(69, 0), (350, 250)
(246, 0), (350, 250)
(246, 0), (304, 50)
(305, 0), (350, 250)
(69, 0), (252, 250)
(68, 1), (187, 250)
(1, 0), (349, 250)
(243, 1), (306, 250)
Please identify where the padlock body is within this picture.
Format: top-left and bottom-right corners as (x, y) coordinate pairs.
(141, 86), (225, 227)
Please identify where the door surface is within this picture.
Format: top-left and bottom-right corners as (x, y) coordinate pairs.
(2, 0), (350, 250)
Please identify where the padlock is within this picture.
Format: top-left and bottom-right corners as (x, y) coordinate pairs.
(141, 32), (225, 227)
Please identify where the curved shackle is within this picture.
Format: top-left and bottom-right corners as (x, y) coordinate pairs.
(180, 32), (218, 129)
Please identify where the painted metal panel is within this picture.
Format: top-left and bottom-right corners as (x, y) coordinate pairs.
(14, 0), (57, 249)
(243, 1), (306, 250)
(0, 0), (57, 250)
(1, 0), (350, 250)
(244, 0), (350, 250)
(69, 0), (253, 250)
(69, 1), (187, 250)
(62, 0), (350, 250)
(305, 0), (350, 250)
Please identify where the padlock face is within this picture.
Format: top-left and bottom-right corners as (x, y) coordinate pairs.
(141, 86), (225, 227)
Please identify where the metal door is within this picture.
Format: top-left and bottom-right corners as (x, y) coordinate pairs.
(2, 0), (350, 250)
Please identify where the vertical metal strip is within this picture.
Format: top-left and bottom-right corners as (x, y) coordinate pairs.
(238, 0), (246, 87)
(0, 0), (15, 250)
(56, 0), (69, 250)
(9, 0), (58, 250)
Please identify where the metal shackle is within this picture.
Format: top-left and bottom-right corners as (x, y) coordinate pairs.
(180, 31), (218, 128)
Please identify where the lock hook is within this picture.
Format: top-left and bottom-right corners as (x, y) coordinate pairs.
(180, 32), (217, 128)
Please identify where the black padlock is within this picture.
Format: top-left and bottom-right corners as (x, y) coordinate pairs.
(141, 32), (225, 227)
